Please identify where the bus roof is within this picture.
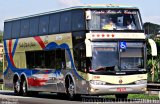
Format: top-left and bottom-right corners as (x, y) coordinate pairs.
(5, 4), (138, 22)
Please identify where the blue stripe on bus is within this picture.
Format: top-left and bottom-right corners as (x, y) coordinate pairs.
(45, 42), (83, 79)
(3, 40), (37, 76)
(12, 39), (18, 56)
(3, 40), (83, 80)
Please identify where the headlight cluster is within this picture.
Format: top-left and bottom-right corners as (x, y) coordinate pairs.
(135, 80), (147, 84)
(90, 80), (106, 85)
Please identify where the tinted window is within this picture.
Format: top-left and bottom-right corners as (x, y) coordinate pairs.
(29, 17), (39, 36)
(55, 49), (66, 69)
(35, 51), (45, 68)
(72, 31), (85, 48)
(49, 13), (60, 34)
(72, 31), (90, 71)
(45, 50), (56, 68)
(72, 10), (85, 31)
(26, 51), (35, 68)
(20, 19), (29, 38)
(60, 11), (71, 32)
(39, 15), (49, 35)
(12, 20), (20, 39)
(26, 49), (66, 69)
(4, 22), (12, 39)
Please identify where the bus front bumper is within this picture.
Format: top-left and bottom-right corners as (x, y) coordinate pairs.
(89, 84), (147, 95)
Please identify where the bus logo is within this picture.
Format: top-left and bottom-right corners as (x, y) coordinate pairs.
(120, 42), (126, 49)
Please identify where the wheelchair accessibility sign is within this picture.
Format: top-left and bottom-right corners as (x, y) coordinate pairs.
(120, 42), (126, 49)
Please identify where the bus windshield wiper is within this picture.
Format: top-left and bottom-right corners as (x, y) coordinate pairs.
(95, 66), (106, 71)
(95, 66), (116, 71)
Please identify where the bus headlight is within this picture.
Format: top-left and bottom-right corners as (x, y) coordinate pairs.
(135, 80), (147, 84)
(90, 80), (106, 85)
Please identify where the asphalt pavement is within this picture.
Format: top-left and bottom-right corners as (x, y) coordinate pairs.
(0, 91), (159, 104)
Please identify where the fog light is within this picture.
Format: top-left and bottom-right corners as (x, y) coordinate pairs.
(90, 88), (95, 92)
(135, 80), (147, 84)
(90, 80), (106, 85)
(142, 88), (147, 91)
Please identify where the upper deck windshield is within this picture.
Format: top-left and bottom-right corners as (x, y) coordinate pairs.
(88, 9), (143, 31)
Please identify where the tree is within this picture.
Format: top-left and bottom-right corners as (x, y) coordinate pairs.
(0, 31), (2, 43)
(144, 22), (160, 82)
(143, 22), (160, 36)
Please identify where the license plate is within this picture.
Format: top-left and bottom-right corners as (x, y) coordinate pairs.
(117, 88), (126, 92)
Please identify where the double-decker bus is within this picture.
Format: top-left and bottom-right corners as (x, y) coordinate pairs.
(3, 4), (157, 99)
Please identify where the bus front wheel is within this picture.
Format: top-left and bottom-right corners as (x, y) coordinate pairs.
(67, 80), (75, 99)
(65, 76), (81, 100)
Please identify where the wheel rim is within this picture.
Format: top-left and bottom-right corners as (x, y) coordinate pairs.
(68, 83), (74, 98)
(15, 80), (20, 93)
(22, 81), (26, 94)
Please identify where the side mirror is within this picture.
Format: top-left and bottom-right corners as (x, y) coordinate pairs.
(148, 39), (157, 56)
(86, 10), (92, 20)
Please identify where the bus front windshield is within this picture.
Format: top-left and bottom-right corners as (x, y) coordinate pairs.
(88, 9), (142, 31)
(91, 42), (144, 72)
(92, 42), (119, 71)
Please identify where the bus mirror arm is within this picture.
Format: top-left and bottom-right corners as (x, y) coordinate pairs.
(85, 39), (92, 57)
(148, 39), (157, 56)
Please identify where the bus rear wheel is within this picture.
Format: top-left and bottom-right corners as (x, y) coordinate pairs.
(14, 79), (21, 95)
(20, 79), (39, 96)
(20, 80), (27, 96)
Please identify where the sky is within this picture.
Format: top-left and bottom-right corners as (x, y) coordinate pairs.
(0, 0), (159, 30)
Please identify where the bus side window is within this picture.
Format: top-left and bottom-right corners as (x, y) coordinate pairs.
(65, 50), (72, 69)
(55, 49), (66, 69)
(35, 51), (45, 68)
(4, 22), (12, 39)
(12, 20), (20, 39)
(45, 50), (56, 69)
(39, 15), (49, 35)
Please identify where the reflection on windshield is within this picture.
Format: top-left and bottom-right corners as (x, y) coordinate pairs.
(121, 58), (143, 69)
(92, 43), (118, 71)
(89, 9), (142, 30)
(120, 47), (144, 70)
(91, 42), (144, 72)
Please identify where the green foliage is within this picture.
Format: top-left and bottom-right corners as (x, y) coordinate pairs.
(0, 30), (3, 43)
(128, 94), (159, 100)
(0, 61), (2, 73)
(0, 30), (3, 79)
(146, 37), (160, 82)
(144, 22), (160, 36)
(104, 94), (159, 100)
(144, 22), (160, 82)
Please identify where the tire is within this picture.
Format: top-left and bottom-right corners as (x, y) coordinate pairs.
(13, 79), (21, 95)
(115, 94), (128, 99)
(20, 80), (28, 96)
(66, 77), (81, 100)
(67, 81), (75, 99)
(20, 79), (39, 96)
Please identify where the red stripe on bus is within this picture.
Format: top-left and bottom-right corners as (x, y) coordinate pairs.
(34, 36), (45, 49)
(9, 40), (12, 54)
(28, 78), (48, 86)
(9, 40), (15, 66)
